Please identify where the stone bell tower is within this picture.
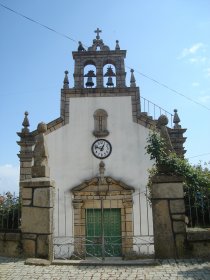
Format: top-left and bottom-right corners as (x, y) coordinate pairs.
(60, 28), (141, 125)
(73, 28), (126, 88)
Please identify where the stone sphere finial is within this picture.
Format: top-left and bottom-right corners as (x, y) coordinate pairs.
(63, 70), (69, 89)
(21, 111), (30, 133)
(37, 122), (47, 134)
(157, 115), (168, 127)
(130, 69), (136, 87)
(173, 109), (181, 129)
(115, 40), (120, 50)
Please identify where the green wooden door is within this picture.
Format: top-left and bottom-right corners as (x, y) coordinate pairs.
(86, 208), (122, 257)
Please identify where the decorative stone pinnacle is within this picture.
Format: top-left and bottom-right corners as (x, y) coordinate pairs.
(63, 70), (69, 89)
(22, 111), (30, 133)
(173, 109), (181, 129)
(78, 41), (86, 52)
(32, 122), (50, 178)
(130, 69), (136, 87)
(94, 28), (102, 40)
(115, 40), (120, 50)
(157, 115), (173, 154)
(99, 161), (105, 184)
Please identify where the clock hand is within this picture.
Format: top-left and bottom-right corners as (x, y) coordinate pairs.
(100, 144), (105, 151)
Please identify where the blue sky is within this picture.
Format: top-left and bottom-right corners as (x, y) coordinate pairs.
(0, 0), (210, 193)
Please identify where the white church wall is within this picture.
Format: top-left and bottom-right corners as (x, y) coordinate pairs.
(46, 95), (154, 238)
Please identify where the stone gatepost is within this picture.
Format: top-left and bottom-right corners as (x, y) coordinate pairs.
(20, 122), (55, 261)
(151, 174), (186, 258)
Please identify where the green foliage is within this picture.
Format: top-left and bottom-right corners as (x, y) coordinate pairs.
(146, 130), (210, 227)
(146, 130), (210, 190)
(0, 192), (20, 230)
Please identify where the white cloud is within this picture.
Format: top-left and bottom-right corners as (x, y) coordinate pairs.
(189, 56), (207, 64)
(178, 43), (208, 65)
(205, 67), (210, 78)
(198, 95), (210, 103)
(180, 43), (205, 58)
(192, 82), (200, 87)
(0, 164), (19, 195)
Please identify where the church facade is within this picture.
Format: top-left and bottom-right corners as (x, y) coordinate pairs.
(18, 29), (186, 260)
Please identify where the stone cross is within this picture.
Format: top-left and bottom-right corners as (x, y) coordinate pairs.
(94, 28), (102, 39)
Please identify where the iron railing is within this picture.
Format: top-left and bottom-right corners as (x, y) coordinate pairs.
(140, 96), (173, 127)
(184, 185), (210, 228)
(0, 192), (21, 232)
(53, 189), (154, 260)
(53, 235), (154, 260)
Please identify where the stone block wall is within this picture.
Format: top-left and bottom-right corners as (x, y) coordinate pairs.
(151, 174), (186, 258)
(186, 228), (210, 258)
(0, 232), (22, 257)
(20, 178), (55, 260)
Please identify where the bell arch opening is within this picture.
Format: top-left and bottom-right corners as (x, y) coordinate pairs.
(103, 64), (116, 88)
(84, 64), (96, 88)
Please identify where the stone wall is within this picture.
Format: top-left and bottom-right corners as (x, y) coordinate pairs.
(151, 174), (186, 258)
(20, 178), (55, 260)
(0, 232), (22, 257)
(186, 228), (210, 258)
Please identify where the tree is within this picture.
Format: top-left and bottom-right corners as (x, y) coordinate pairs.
(146, 130), (210, 227)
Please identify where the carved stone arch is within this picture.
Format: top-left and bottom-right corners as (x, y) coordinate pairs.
(93, 109), (109, 137)
(71, 176), (135, 257)
(83, 60), (97, 88)
(83, 59), (96, 67)
(102, 58), (116, 68)
(103, 61), (116, 88)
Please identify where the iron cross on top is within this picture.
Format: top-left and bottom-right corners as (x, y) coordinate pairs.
(94, 28), (102, 39)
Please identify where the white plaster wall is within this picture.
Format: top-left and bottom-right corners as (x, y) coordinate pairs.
(46, 96), (153, 238)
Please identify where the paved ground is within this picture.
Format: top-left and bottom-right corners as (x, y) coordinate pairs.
(0, 257), (210, 280)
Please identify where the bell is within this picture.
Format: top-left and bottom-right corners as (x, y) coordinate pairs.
(86, 77), (94, 88)
(106, 77), (114, 87)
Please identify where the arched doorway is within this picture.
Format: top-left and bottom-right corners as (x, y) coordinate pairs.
(72, 176), (134, 259)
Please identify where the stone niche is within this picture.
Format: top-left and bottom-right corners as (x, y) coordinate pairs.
(72, 176), (134, 258)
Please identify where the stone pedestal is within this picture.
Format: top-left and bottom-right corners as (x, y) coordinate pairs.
(151, 174), (186, 258)
(20, 178), (55, 260)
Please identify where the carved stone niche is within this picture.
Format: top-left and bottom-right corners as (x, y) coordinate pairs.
(93, 109), (109, 137)
(71, 176), (135, 258)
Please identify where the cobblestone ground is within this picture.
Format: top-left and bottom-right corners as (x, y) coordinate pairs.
(0, 257), (210, 280)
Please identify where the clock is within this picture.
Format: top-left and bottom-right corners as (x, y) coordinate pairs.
(91, 139), (112, 159)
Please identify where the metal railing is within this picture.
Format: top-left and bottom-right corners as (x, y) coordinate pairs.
(53, 235), (154, 260)
(140, 96), (173, 127)
(53, 189), (154, 260)
(0, 192), (21, 232)
(185, 185), (210, 228)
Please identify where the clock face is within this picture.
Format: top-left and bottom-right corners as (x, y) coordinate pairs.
(91, 139), (112, 159)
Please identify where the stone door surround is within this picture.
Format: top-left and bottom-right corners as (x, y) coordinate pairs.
(72, 176), (134, 258)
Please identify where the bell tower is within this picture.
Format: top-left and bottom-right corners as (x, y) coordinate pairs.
(60, 29), (141, 124)
(73, 28), (126, 88)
